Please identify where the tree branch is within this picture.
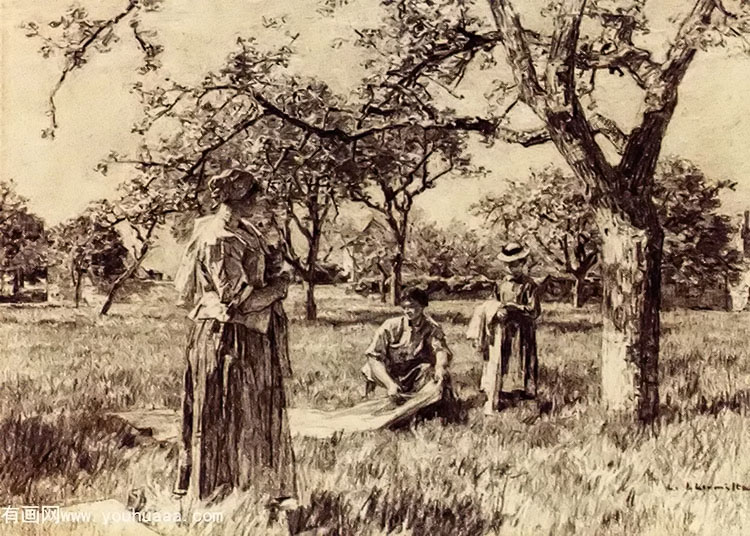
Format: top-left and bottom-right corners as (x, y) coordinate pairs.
(180, 112), (268, 180)
(487, 0), (545, 108)
(496, 125), (551, 147)
(589, 112), (628, 154)
(46, 0), (140, 135)
(254, 92), (499, 140)
(576, 9), (662, 89)
(545, 0), (586, 112)
(619, 0), (717, 191)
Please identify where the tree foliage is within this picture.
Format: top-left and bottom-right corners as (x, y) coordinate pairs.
(0, 181), (48, 289)
(24, 0), (750, 419)
(655, 157), (741, 288)
(344, 125), (478, 303)
(473, 167), (599, 288)
(406, 218), (501, 279)
(474, 157), (741, 292)
(50, 200), (129, 305)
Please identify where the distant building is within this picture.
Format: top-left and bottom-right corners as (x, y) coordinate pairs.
(338, 217), (391, 283)
(726, 210), (750, 311)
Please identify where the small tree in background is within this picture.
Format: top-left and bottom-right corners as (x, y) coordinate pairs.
(407, 218), (501, 279)
(345, 126), (478, 305)
(51, 202), (128, 307)
(475, 158), (740, 307)
(655, 157), (741, 290)
(95, 172), (185, 315)
(336, 214), (395, 302)
(0, 181), (48, 296)
(474, 167), (599, 307)
(99, 44), (357, 321)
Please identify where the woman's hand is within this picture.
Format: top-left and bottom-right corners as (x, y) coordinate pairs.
(236, 276), (290, 313)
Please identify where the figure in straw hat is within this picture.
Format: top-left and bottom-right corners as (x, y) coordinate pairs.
(173, 168), (296, 503)
(467, 242), (540, 414)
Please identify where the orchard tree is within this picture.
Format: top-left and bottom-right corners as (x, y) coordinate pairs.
(655, 157), (741, 290)
(23, 3), (492, 315)
(0, 182), (48, 296)
(345, 126), (477, 304)
(407, 218), (501, 279)
(25, 1), (750, 421)
(346, 0), (750, 420)
(337, 215), (395, 302)
(94, 172), (186, 315)
(51, 201), (128, 307)
(246, 81), (353, 321)
(474, 167), (599, 307)
(475, 157), (740, 306)
(111, 56), (353, 321)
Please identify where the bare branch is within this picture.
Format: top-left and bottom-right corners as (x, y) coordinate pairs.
(349, 188), (387, 215)
(287, 203), (313, 242)
(496, 125), (551, 147)
(619, 0), (718, 190)
(577, 10), (661, 89)
(254, 92), (499, 140)
(659, 0), (716, 89)
(46, 0), (140, 135)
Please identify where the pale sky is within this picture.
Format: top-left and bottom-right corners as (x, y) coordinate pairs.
(1, 0), (749, 274)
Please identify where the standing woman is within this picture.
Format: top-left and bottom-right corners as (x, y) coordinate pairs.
(467, 242), (541, 414)
(173, 168), (296, 503)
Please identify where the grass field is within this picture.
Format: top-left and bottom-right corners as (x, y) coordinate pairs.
(2, 284), (750, 535)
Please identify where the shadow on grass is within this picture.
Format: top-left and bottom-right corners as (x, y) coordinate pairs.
(658, 389), (750, 424)
(451, 362), (595, 420)
(316, 310), (396, 327)
(695, 389), (750, 416)
(315, 309), (475, 327)
(0, 412), (143, 503)
(539, 318), (601, 333)
(288, 486), (498, 536)
(537, 364), (596, 415)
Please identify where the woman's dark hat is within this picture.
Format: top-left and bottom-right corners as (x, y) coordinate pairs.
(497, 242), (530, 263)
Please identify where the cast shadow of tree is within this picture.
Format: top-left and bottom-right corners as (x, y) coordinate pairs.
(539, 318), (601, 333)
(659, 389), (750, 424)
(315, 309), (473, 327)
(448, 362), (595, 421)
(286, 486), (498, 536)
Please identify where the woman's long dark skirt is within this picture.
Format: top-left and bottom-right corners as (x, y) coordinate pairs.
(176, 308), (296, 501)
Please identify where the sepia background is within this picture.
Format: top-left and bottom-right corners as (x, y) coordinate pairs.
(2, 2), (750, 535)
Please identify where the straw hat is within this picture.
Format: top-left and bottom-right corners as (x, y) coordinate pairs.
(496, 242), (530, 263)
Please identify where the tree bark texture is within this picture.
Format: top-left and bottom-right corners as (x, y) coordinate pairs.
(597, 209), (663, 421)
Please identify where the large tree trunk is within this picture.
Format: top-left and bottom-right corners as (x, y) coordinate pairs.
(596, 209), (663, 422)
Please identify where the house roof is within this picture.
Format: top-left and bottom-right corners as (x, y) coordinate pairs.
(341, 216), (389, 247)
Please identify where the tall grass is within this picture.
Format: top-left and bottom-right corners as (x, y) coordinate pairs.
(1, 285), (750, 535)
